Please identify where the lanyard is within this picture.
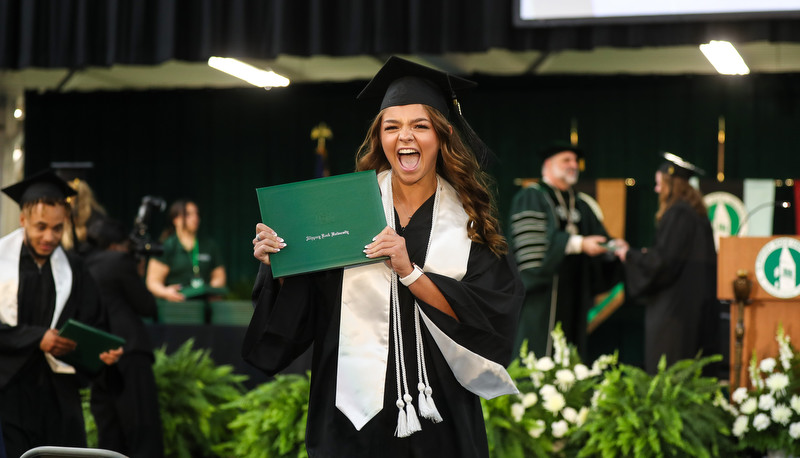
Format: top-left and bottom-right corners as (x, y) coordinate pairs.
(192, 240), (200, 277)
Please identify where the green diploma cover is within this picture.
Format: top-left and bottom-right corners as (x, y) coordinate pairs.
(58, 319), (126, 374)
(256, 171), (388, 277)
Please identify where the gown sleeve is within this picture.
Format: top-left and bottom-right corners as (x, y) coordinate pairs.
(421, 242), (524, 366)
(624, 203), (698, 298)
(508, 186), (570, 292)
(241, 263), (316, 375)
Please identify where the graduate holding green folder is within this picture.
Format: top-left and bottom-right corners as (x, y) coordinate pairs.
(243, 56), (524, 457)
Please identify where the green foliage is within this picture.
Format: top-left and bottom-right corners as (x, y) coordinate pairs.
(482, 325), (617, 457)
(215, 373), (311, 458)
(574, 355), (735, 458)
(153, 339), (248, 458)
(81, 387), (98, 448)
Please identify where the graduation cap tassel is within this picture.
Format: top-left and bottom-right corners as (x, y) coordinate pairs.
(450, 99), (497, 169)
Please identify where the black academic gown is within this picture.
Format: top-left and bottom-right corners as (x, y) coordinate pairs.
(510, 183), (620, 359)
(624, 201), (718, 374)
(84, 250), (164, 458)
(242, 196), (524, 458)
(0, 245), (107, 458)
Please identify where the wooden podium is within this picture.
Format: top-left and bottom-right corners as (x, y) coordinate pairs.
(718, 236), (800, 388)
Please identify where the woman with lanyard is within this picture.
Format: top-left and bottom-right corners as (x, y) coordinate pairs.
(244, 56), (524, 457)
(146, 199), (226, 302)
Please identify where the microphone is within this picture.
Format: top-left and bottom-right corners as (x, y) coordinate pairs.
(736, 201), (792, 236)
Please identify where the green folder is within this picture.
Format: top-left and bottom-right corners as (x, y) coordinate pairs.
(58, 319), (126, 374)
(256, 171), (388, 277)
(180, 284), (229, 299)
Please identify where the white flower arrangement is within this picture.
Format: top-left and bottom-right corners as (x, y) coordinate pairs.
(727, 324), (800, 455)
(481, 323), (618, 457)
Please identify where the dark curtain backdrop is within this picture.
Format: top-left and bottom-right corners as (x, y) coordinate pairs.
(3, 0), (800, 69)
(24, 72), (800, 292)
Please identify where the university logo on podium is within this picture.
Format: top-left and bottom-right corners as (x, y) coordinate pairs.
(755, 237), (800, 299)
(704, 192), (747, 251)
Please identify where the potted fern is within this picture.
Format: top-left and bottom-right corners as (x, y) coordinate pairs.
(572, 354), (735, 458)
(153, 339), (248, 458)
(216, 372), (311, 458)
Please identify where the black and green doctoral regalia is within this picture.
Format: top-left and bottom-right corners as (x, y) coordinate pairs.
(624, 200), (718, 374)
(509, 181), (619, 359)
(0, 230), (108, 457)
(243, 174), (524, 458)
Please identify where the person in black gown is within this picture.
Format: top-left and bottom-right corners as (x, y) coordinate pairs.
(614, 153), (718, 374)
(0, 170), (122, 458)
(84, 218), (164, 458)
(243, 56), (524, 457)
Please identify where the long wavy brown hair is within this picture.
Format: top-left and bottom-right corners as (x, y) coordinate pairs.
(355, 105), (507, 256)
(656, 172), (707, 222)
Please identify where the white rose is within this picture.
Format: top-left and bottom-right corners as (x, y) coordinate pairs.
(758, 394), (776, 411)
(753, 413), (771, 431)
(562, 407), (578, 424)
(731, 387), (749, 405)
(535, 357), (555, 372)
(511, 403), (525, 422)
(522, 392), (538, 408)
(528, 420), (546, 438)
(770, 404), (792, 425)
(573, 364), (590, 381)
(789, 422), (800, 440)
(759, 357), (776, 373)
(551, 420), (569, 438)
(543, 392), (566, 414)
(740, 398), (758, 415)
(732, 416), (749, 437)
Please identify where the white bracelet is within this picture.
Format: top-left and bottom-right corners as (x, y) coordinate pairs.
(399, 264), (424, 286)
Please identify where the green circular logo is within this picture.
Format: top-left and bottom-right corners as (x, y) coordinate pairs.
(704, 192), (747, 251)
(755, 237), (800, 299)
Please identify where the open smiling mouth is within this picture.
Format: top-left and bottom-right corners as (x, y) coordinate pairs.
(398, 149), (420, 170)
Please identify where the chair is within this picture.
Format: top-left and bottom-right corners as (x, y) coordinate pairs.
(20, 446), (127, 458)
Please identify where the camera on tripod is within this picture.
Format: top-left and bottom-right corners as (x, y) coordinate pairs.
(130, 195), (166, 257)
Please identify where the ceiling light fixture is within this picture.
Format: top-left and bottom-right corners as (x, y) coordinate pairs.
(699, 41), (750, 75)
(207, 57), (290, 88)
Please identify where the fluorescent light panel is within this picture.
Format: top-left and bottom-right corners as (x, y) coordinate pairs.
(207, 57), (290, 87)
(699, 41), (750, 75)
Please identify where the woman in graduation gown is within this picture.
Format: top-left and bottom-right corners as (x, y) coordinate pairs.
(243, 56), (524, 458)
(615, 153), (718, 374)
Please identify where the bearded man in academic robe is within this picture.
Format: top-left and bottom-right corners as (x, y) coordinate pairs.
(0, 170), (122, 458)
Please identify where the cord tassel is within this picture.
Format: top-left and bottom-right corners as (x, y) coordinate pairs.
(417, 383), (431, 416)
(395, 399), (410, 437)
(423, 386), (443, 423)
(404, 394), (422, 433)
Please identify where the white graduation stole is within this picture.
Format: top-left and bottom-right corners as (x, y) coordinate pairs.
(335, 171), (518, 431)
(0, 228), (75, 373)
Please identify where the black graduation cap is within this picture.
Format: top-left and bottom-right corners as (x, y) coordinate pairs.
(358, 56), (496, 168)
(658, 152), (705, 179)
(357, 56), (477, 116)
(1, 169), (77, 208)
(539, 141), (584, 162)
